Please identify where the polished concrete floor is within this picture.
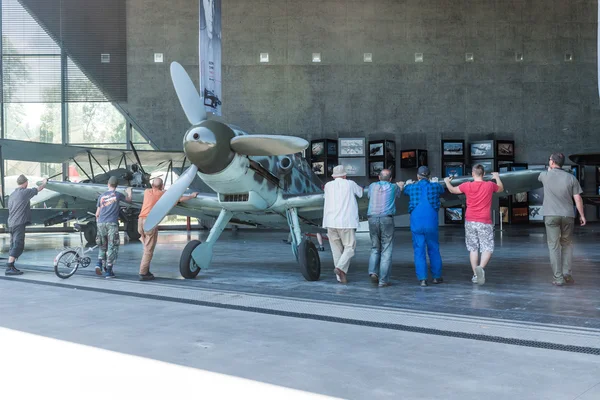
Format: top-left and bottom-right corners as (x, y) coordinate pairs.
(3, 224), (600, 328)
(1, 225), (600, 399)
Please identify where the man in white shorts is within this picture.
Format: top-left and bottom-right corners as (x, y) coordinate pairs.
(445, 165), (503, 284)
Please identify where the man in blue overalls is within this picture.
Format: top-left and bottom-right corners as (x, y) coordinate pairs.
(400, 166), (446, 287)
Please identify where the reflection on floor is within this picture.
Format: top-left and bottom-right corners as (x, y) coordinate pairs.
(2, 224), (600, 328)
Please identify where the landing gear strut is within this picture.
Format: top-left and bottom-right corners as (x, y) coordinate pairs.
(178, 209), (233, 279)
(286, 208), (321, 281)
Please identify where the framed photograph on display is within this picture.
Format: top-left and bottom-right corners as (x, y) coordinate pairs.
(401, 150), (417, 168)
(327, 163), (334, 177)
(511, 207), (529, 224)
(311, 141), (325, 158)
(470, 140), (494, 159)
(496, 140), (515, 158)
(418, 150), (428, 167)
(312, 161), (325, 175)
(339, 138), (366, 157)
(369, 161), (384, 177)
(477, 159), (494, 174)
(327, 141), (337, 157)
(513, 192), (528, 203)
(529, 205), (543, 222)
(444, 207), (464, 224)
(443, 162), (464, 178)
(338, 157), (366, 177)
(442, 140), (465, 157)
(529, 187), (544, 205)
(385, 141), (396, 159)
(369, 143), (384, 157)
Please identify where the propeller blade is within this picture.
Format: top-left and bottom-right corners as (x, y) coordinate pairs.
(230, 135), (308, 156)
(170, 62), (206, 125)
(143, 164), (198, 231)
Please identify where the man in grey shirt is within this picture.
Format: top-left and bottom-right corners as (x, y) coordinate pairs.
(538, 152), (586, 286)
(5, 174), (47, 275)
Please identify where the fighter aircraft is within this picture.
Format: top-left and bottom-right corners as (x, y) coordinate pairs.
(45, 62), (547, 281)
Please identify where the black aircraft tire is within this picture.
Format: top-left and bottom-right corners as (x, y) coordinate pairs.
(84, 222), (97, 245)
(180, 240), (202, 279)
(126, 219), (141, 241)
(298, 239), (321, 281)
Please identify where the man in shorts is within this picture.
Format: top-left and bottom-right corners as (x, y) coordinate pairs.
(445, 165), (503, 285)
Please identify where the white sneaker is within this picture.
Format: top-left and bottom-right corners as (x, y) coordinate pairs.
(475, 266), (485, 285)
(471, 275), (478, 284)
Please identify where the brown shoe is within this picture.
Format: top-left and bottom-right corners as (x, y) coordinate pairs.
(334, 268), (347, 284)
(564, 275), (575, 284)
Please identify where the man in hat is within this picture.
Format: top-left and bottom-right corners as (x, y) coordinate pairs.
(95, 176), (132, 278)
(445, 165), (504, 285)
(400, 166), (445, 286)
(322, 165), (363, 284)
(367, 169), (402, 287)
(5, 175), (47, 275)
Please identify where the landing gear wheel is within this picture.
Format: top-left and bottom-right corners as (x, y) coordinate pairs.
(180, 240), (202, 279)
(84, 222), (97, 245)
(298, 239), (321, 281)
(126, 219), (141, 241)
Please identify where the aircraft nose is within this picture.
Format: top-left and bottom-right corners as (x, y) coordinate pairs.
(183, 125), (234, 174)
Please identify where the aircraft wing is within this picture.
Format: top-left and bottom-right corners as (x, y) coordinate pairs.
(0, 138), (185, 166)
(440, 169), (542, 195)
(44, 181), (220, 215)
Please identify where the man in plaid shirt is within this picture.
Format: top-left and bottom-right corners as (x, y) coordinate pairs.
(400, 166), (446, 287)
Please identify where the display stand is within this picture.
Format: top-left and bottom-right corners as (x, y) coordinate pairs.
(310, 139), (338, 180)
(441, 140), (466, 224)
(368, 140), (396, 180)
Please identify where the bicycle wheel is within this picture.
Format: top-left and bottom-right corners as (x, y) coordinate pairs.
(54, 250), (81, 279)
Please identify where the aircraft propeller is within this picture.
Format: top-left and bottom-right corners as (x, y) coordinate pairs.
(143, 61), (308, 231)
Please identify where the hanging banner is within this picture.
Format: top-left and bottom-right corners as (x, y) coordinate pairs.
(200, 0), (222, 115)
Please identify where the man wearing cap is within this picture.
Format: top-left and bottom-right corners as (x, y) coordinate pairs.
(322, 165), (363, 284)
(367, 169), (402, 287)
(5, 175), (47, 275)
(95, 176), (132, 278)
(445, 165), (504, 285)
(400, 166), (445, 286)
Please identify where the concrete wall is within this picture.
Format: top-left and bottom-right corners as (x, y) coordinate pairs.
(123, 0), (599, 185)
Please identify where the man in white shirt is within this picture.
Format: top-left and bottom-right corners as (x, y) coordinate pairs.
(322, 165), (364, 284)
